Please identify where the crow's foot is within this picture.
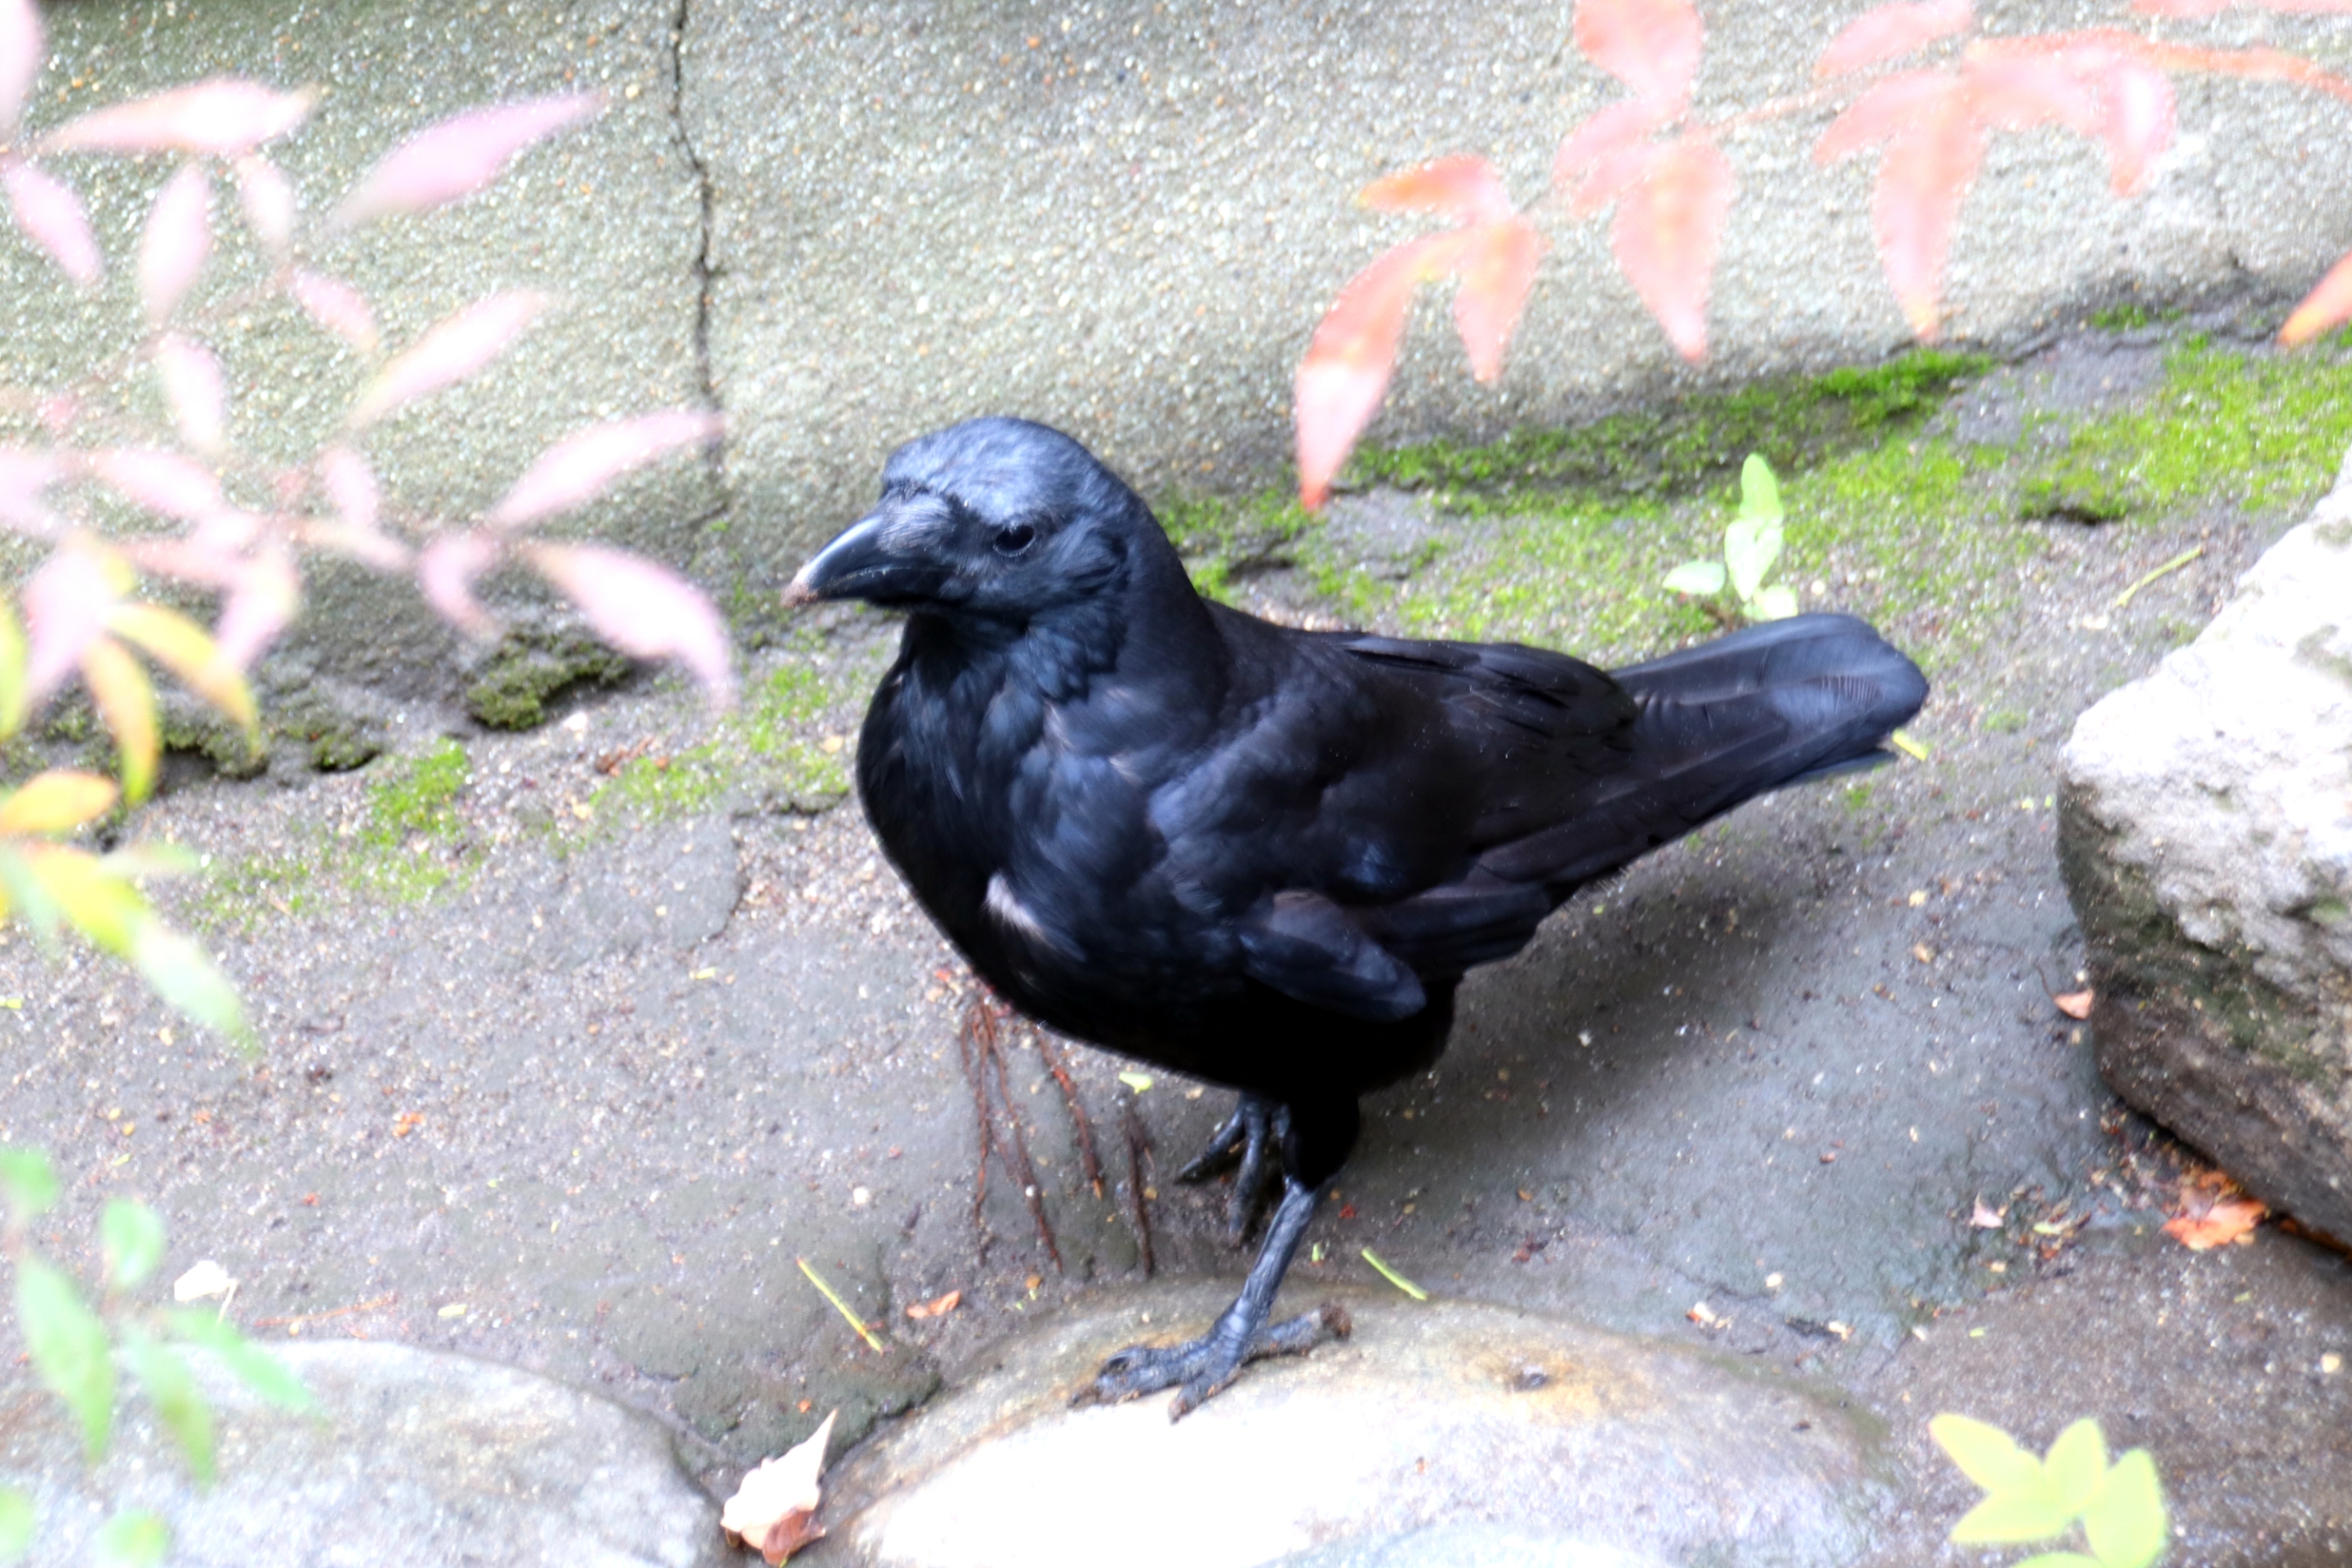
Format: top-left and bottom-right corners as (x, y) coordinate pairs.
(1174, 1093), (1289, 1245)
(1073, 1302), (1350, 1419)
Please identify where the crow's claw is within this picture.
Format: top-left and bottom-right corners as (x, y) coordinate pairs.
(1072, 1302), (1350, 1419)
(1174, 1092), (1288, 1245)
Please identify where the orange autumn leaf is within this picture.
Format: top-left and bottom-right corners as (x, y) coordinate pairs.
(1452, 217), (1546, 382)
(2164, 1196), (2265, 1250)
(1818, 0), (1974, 78)
(2053, 988), (2094, 1019)
(2283, 247), (2352, 345)
(1358, 154), (1515, 224)
(1294, 229), (1473, 508)
(1609, 128), (1735, 361)
(904, 1289), (962, 1321)
(1576, 0), (1705, 107)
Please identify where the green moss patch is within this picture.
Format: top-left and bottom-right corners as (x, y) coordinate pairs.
(584, 660), (853, 826)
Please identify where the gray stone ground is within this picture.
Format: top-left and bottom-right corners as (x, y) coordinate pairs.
(1, 333), (2349, 1564)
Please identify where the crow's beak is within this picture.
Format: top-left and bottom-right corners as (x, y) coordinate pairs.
(784, 508), (960, 609)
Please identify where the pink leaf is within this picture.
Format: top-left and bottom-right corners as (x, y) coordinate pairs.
(1610, 130), (1735, 361)
(1965, 49), (2105, 138)
(120, 510), (261, 589)
(318, 446), (380, 535)
(1575, 0), (1705, 107)
(3, 159), (100, 287)
(138, 163), (212, 327)
(1294, 231), (1475, 510)
(523, 541), (734, 710)
(214, 545), (299, 669)
(0, 446), (60, 534)
(234, 155), (295, 252)
(288, 270), (379, 353)
(154, 333), (226, 454)
(2098, 55), (2176, 194)
(2283, 247), (2352, 345)
(350, 292), (545, 429)
(1818, 0), (1974, 78)
(2132, 0), (2230, 11)
(418, 531), (501, 638)
(1554, 99), (1672, 202)
(1566, 134), (1665, 216)
(488, 411), (723, 531)
(297, 518), (412, 572)
(1870, 79), (1985, 336)
(23, 543), (118, 702)
(1358, 155), (1516, 224)
(90, 448), (225, 523)
(42, 78), (313, 156)
(1815, 69), (1962, 162)
(0, 0), (42, 136)
(334, 94), (603, 228)
(1453, 217), (1546, 382)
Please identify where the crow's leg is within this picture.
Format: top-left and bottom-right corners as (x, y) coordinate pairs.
(1174, 1092), (1289, 1245)
(1077, 1095), (1357, 1419)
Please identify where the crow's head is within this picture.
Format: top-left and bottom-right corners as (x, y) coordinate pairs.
(786, 418), (1145, 621)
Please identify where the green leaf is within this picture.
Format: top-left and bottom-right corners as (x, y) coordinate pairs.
(16, 1256), (114, 1463)
(1950, 1482), (2076, 1546)
(1739, 452), (1783, 525)
(1931, 1413), (2044, 1494)
(0, 1488), (32, 1561)
(123, 1328), (214, 1486)
(171, 1309), (312, 1412)
(127, 921), (251, 1047)
(2011, 1555), (2103, 1568)
(2044, 1419), (2109, 1516)
(102, 1200), (167, 1292)
(94, 1510), (168, 1568)
(1723, 514), (1784, 605)
(1751, 585), (1801, 621)
(2083, 1449), (2167, 1568)
(0, 1146), (59, 1220)
(0, 845), (64, 947)
(0, 593), (25, 742)
(1663, 559), (1726, 595)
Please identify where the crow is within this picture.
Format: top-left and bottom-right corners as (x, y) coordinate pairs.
(786, 416), (1927, 1416)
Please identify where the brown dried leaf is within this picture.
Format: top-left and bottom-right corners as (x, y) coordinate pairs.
(2164, 1196), (2265, 1251)
(722, 1410), (835, 1565)
(1969, 1197), (2005, 1229)
(2053, 988), (2095, 1019)
(903, 1290), (961, 1321)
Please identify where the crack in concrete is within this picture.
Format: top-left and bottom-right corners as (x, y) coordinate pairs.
(666, 0), (725, 501)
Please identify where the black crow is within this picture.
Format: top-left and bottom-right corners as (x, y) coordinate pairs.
(786, 416), (1926, 1416)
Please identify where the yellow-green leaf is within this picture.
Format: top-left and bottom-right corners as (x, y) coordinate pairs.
(80, 637), (157, 806)
(25, 846), (144, 954)
(1949, 1482), (2074, 1546)
(2010, 1555), (2101, 1568)
(0, 844), (63, 943)
(0, 771), (118, 836)
(128, 921), (251, 1046)
(2083, 1449), (2167, 1568)
(0, 1147), (58, 1220)
(2044, 1419), (2109, 1517)
(1931, 1413), (2043, 1494)
(102, 1200), (167, 1292)
(0, 594), (26, 741)
(94, 1511), (167, 1568)
(170, 1310), (311, 1412)
(16, 1256), (114, 1464)
(107, 603), (257, 739)
(0, 1486), (31, 1560)
(123, 1329), (213, 1487)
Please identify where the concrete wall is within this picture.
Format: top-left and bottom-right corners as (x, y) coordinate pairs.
(7, 0), (2351, 689)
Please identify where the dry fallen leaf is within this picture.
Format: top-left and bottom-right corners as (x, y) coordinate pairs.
(904, 1289), (961, 1321)
(2165, 1196), (2266, 1251)
(1686, 1300), (1725, 1330)
(172, 1258), (235, 1303)
(1969, 1198), (2005, 1230)
(2053, 988), (2095, 1020)
(722, 1409), (835, 1565)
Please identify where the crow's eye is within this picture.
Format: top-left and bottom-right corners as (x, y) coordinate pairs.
(993, 522), (1036, 556)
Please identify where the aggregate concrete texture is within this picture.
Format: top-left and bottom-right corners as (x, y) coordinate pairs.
(9, 0), (2352, 687)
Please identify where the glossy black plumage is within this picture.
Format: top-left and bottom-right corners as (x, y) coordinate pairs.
(789, 417), (1927, 1413)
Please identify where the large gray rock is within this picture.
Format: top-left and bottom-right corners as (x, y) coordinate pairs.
(2059, 459), (2352, 1243)
(0, 1339), (733, 1568)
(809, 1285), (1886, 1568)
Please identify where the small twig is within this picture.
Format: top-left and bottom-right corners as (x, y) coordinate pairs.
(1119, 1089), (1156, 1279)
(983, 1027), (1063, 1275)
(957, 992), (1062, 1273)
(253, 1292), (396, 1330)
(956, 996), (1000, 1261)
(1034, 1029), (1105, 1198)
(1360, 1248), (1428, 1301)
(796, 1257), (885, 1352)
(2114, 545), (2203, 610)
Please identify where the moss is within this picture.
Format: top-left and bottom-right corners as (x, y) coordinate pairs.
(1980, 707), (2029, 734)
(585, 659), (853, 826)
(464, 626), (633, 731)
(348, 737), (477, 902)
(1157, 492), (1316, 602)
(2019, 339), (2352, 522)
(1346, 348), (1989, 507)
(158, 703), (266, 781)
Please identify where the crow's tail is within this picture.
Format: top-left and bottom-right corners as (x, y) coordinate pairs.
(1478, 613), (1927, 893)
